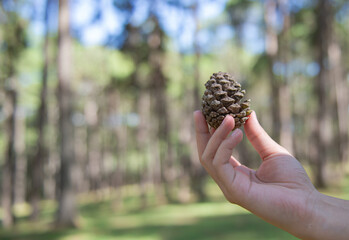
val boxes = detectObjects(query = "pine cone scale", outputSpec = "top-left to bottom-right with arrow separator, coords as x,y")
201,72 -> 252,130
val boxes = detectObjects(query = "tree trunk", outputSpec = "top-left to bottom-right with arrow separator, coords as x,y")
56,0 -> 77,227
148,15 -> 175,202
328,38 -> 349,168
43,93 -> 60,200
136,86 -> 152,208
278,0 -> 294,154
74,121 -> 87,193
0,9 -> 26,228
1,86 -> 17,227
312,0 -> 332,188
189,1 -> 207,201
264,0 -> 281,142
85,98 -> 102,191
193,2 -> 200,111
31,0 -> 50,220
106,89 -> 126,207
14,111 -> 26,204
114,121 -> 127,206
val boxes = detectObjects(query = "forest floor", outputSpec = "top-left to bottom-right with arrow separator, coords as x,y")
0,177 -> 348,240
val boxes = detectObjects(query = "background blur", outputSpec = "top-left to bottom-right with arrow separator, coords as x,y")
0,0 -> 348,239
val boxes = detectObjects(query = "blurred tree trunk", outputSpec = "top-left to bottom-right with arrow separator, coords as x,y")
44,94 -> 60,200
264,0 -> 281,142
114,117 -> 127,206
264,0 -> 294,153
85,96 -> 102,191
328,38 -> 349,167
189,1 -> 207,201
74,119 -> 87,193
31,0 -> 50,220
148,15 -> 175,202
2,83 -> 17,227
56,0 -> 77,227
1,12 -> 26,228
106,89 -> 126,207
312,0 -> 332,188
278,0 -> 294,154
98,96 -> 108,191
136,89 -> 151,208
120,23 -> 151,207
193,2 -> 200,111
132,71 -> 152,208
14,111 -> 26,204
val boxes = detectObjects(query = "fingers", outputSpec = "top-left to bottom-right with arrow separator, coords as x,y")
211,130 -> 247,204
213,129 -> 243,167
244,111 -> 289,160
194,111 -> 249,204
201,115 -> 236,163
193,111 -> 211,157
194,111 -> 240,169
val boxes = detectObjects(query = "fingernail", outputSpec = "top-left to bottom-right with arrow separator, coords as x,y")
230,129 -> 242,140
193,110 -> 200,116
222,115 -> 232,125
193,110 -> 202,120
252,111 -> 258,121
231,129 -> 241,136
246,111 -> 256,124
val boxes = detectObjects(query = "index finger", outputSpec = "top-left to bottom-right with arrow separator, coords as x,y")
193,111 -> 211,158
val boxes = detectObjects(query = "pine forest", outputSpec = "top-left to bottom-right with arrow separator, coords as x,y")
0,0 -> 348,239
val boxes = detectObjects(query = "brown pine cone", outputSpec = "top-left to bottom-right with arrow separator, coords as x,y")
201,71 -> 252,129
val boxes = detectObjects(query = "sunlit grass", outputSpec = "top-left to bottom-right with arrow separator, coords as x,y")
1,176 -> 349,240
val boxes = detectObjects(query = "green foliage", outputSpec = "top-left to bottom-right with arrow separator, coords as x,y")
0,12 -> 27,79
73,43 -> 135,88
16,46 -> 42,108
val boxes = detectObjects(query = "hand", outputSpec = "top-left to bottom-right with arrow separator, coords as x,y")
193,111 -> 318,239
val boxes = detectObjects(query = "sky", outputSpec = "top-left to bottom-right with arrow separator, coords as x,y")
22,0 -> 265,54
5,0 -> 348,55
2,0 -> 334,77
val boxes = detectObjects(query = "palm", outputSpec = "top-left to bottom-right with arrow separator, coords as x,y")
231,153 -> 316,229
256,153 -> 312,189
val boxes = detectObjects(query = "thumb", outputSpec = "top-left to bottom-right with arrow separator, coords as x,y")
244,111 -> 290,160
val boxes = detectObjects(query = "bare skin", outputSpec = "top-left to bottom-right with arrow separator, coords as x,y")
194,110 -> 349,240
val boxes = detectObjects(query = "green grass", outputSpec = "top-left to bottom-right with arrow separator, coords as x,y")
0,200 -> 297,240
1,177 -> 348,240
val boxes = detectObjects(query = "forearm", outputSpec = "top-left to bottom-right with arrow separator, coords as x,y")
304,192 -> 349,240
252,190 -> 349,240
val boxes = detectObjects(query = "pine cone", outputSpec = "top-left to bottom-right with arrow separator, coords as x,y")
202,72 -> 252,130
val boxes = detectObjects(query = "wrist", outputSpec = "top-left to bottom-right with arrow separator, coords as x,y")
300,189 -> 322,240
284,189 -> 321,240
305,191 -> 349,240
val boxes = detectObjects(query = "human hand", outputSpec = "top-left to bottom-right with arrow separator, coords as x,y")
194,110 -> 318,239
